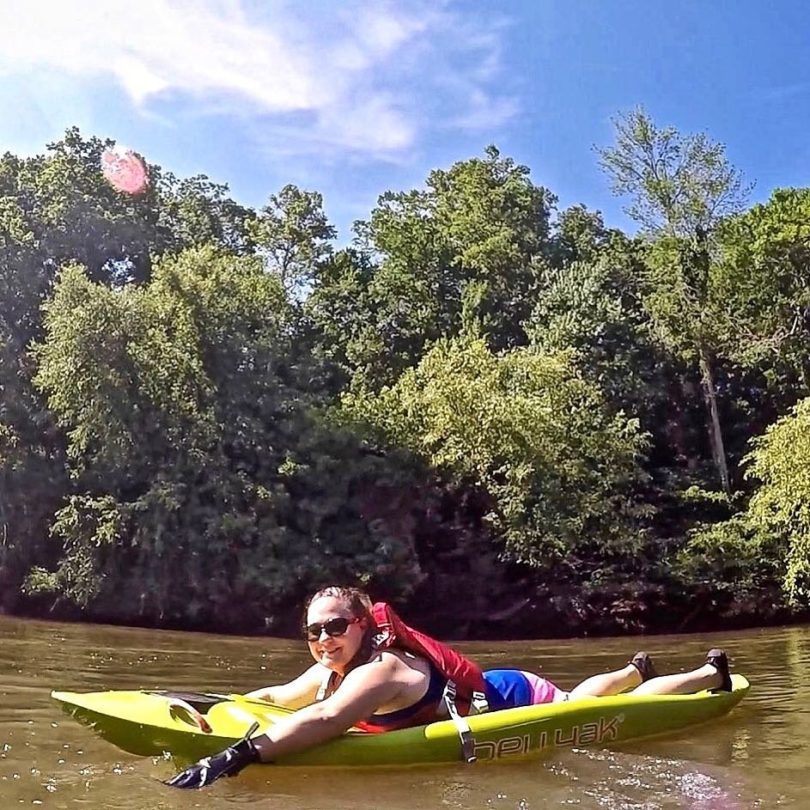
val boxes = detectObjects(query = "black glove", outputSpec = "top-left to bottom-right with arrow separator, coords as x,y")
165,726 -> 261,789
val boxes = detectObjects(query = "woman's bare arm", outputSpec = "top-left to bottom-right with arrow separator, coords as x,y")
244,662 -> 326,709
250,654 -> 406,761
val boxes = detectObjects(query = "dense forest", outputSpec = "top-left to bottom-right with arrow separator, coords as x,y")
1,110 -> 809,639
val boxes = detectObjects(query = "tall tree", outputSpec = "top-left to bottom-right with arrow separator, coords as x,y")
714,187 -> 810,397
597,108 -> 750,493
309,147 -> 554,389
0,128 -> 255,606
30,247 -> 422,628
251,184 -> 336,296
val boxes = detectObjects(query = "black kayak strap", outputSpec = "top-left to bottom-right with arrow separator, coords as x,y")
442,680 -> 479,764
149,691 -> 230,711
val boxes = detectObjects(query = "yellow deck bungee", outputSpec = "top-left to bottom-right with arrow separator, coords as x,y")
52,674 -> 749,767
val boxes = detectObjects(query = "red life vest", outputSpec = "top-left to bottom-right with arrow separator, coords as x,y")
318,602 -> 488,760
366,602 -> 488,717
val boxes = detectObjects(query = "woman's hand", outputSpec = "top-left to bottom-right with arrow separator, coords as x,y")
165,733 -> 260,789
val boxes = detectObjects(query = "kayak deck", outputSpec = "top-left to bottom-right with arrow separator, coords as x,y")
52,674 -> 749,766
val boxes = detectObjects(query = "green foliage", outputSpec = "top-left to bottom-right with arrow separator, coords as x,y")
342,338 -> 650,573
677,513 -> 786,617
746,398 -> 810,604
0,412 -> 68,613
596,107 -> 749,237
3,128 -> 250,289
666,482 -> 795,631
154,172 -> 256,259
303,248 -> 378,389
31,247 -> 421,628
0,127 -> 257,606
597,110 -> 747,357
250,184 -> 336,295
548,205 -> 614,267
310,147 -> 554,388
527,232 -> 667,415
598,109 -> 752,495
714,188 -> 810,393
524,230 -> 726,542
596,111 -> 747,359
2,124 -> 809,636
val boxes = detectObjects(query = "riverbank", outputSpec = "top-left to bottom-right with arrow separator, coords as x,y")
6,576 -> 806,641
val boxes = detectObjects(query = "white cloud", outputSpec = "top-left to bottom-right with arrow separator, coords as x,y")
0,0 -> 517,159
452,91 -> 520,132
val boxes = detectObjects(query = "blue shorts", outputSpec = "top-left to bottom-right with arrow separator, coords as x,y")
483,669 -> 568,710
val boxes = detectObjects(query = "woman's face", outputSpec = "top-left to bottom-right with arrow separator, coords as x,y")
305,595 -> 367,674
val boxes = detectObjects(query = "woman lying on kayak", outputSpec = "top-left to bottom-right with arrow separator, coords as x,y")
167,586 -> 734,788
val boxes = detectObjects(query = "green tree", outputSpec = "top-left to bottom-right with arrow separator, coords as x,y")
714,188 -> 810,395
677,513 -> 788,624
155,172 -> 256,260
310,147 -> 554,388
746,397 -> 810,604
597,108 -> 750,493
527,228 -> 667,419
251,184 -> 336,296
0,128 -> 256,605
342,337 -> 650,574
30,247 -> 421,628
303,247 -> 378,392
548,204 -> 613,268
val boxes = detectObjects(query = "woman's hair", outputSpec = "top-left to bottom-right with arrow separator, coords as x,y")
305,586 -> 373,621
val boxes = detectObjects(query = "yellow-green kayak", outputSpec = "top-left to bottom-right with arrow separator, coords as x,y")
52,675 -> 749,767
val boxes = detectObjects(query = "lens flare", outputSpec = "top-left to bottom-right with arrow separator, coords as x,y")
101,146 -> 149,195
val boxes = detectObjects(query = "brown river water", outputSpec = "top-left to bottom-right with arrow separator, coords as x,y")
1,615 -> 807,809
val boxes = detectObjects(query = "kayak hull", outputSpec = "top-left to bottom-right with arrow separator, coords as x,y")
52,674 -> 749,766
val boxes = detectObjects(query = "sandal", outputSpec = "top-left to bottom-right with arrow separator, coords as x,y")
629,651 -> 658,682
706,648 -> 733,692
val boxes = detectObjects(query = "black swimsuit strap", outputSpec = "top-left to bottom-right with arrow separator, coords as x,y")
364,662 -> 444,723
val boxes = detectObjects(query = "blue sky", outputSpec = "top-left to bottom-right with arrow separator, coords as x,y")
1,0 -> 809,241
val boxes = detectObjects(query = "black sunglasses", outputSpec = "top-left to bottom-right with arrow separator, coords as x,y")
305,616 -> 360,641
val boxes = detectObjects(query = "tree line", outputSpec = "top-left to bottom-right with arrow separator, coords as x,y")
1,110 -> 808,638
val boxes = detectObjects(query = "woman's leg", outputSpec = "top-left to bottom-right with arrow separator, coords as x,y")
567,649 -> 731,700
630,664 -> 719,695
630,649 -> 730,696
567,650 -> 657,699
568,662 -> 640,699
